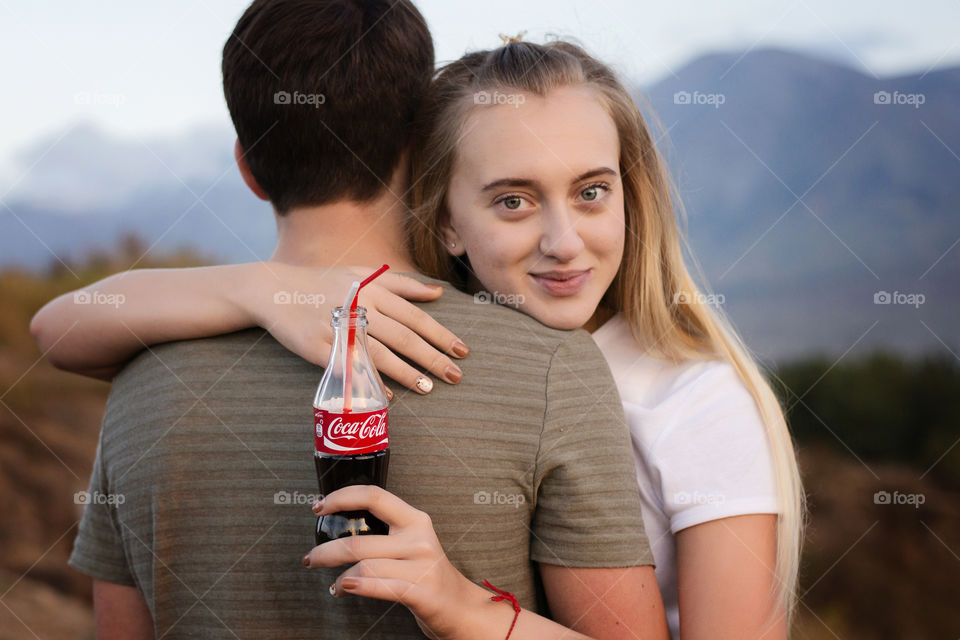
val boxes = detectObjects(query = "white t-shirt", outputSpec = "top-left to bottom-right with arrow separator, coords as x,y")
592,313 -> 779,639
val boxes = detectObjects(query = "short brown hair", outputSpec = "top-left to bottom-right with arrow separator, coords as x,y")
223,0 -> 434,213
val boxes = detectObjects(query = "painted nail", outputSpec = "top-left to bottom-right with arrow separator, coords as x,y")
312,499 -> 324,514
445,365 -> 462,384
451,340 -> 469,357
415,376 -> 434,394
341,577 -> 360,591
302,554 -> 311,567
328,583 -> 338,597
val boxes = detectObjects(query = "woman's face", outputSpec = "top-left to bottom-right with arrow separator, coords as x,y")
444,85 -> 626,330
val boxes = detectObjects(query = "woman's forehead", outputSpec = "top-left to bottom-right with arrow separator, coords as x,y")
454,85 -> 620,186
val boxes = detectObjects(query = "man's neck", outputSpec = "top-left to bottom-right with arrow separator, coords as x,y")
271,191 -> 418,273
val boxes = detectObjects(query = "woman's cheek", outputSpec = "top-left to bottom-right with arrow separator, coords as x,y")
596,208 -> 627,263
472,235 -> 527,293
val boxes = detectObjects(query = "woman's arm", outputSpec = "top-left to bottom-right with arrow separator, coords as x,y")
30,264 -> 259,380
539,564 -> 668,639
30,262 -> 468,391
93,580 -> 154,640
676,514 -> 787,639
304,486 -> 598,640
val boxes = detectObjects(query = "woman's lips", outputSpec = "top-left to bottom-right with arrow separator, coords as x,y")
530,269 -> 592,297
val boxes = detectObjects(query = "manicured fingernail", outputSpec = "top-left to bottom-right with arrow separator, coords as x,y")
445,365 -> 462,384
415,376 -> 433,394
386,388 -> 394,401
341,577 -> 360,590
451,340 -> 469,358
328,583 -> 338,597
302,554 -> 311,567
312,499 -> 324,514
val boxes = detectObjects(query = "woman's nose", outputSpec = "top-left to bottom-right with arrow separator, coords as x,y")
539,206 -> 585,262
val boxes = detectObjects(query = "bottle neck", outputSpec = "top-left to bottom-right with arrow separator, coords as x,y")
330,307 -> 368,349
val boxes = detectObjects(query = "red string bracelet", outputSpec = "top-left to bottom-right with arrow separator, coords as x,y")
482,579 -> 521,639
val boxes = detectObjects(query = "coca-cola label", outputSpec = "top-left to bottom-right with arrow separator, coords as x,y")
314,408 -> 389,455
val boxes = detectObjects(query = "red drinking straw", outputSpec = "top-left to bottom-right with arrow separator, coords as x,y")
343,264 -> 390,412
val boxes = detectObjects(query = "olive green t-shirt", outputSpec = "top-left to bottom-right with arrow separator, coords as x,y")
69,277 -> 652,638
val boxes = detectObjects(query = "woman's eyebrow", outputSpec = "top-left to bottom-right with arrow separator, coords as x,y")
480,177 -> 538,192
480,167 -> 618,192
572,167 -> 618,182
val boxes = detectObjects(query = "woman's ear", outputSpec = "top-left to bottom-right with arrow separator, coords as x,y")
234,139 -> 270,201
439,216 -> 467,257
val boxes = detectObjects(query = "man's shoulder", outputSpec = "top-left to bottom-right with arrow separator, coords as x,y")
119,329 -> 295,372
109,329 -> 314,406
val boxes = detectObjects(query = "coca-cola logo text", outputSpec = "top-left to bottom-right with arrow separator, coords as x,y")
327,413 -> 387,441
314,408 -> 389,455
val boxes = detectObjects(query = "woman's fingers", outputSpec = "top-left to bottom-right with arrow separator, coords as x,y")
317,485 -> 428,529
375,293 -> 468,359
304,535 -> 405,569
334,576 -> 425,609
366,337 -> 434,394
367,312 -> 462,384
374,273 -> 445,302
327,559 -> 416,596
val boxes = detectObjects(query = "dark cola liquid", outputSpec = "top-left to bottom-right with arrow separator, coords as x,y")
314,449 -> 390,544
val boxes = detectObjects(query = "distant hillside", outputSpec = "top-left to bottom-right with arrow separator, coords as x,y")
643,49 -> 960,360
1,47 -> 958,361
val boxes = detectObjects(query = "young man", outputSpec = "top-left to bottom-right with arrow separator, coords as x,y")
54,1 -> 667,637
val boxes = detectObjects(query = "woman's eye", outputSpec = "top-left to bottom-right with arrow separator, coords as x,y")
580,183 -> 609,202
495,194 -> 531,212
503,196 -> 523,210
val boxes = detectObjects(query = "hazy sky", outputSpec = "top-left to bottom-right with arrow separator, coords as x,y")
1,0 -> 958,166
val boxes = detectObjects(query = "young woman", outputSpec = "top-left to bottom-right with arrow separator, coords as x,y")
33,40 -> 803,638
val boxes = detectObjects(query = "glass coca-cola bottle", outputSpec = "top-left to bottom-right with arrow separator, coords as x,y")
313,305 -> 390,544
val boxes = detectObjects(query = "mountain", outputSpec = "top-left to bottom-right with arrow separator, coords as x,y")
1,47 -> 957,361
0,124 -> 276,267
640,49 -> 960,359
5,123 -> 238,213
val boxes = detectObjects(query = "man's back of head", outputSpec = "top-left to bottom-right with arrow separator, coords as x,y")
222,0 -> 434,214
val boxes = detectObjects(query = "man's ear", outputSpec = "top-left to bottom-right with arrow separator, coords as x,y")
234,139 -> 270,201
439,213 -> 466,257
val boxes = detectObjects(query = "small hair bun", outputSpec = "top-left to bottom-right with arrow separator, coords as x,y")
498,30 -> 527,46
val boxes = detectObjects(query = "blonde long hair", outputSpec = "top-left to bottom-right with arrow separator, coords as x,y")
407,40 -> 804,626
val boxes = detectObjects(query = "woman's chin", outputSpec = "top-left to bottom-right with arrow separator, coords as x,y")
519,300 -> 595,331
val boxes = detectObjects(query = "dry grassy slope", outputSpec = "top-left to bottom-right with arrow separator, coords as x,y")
793,444 -> 960,639
1,248 -> 208,619
0,570 -> 94,640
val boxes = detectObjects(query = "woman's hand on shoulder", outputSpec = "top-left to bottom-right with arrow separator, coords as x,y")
245,262 -> 468,394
